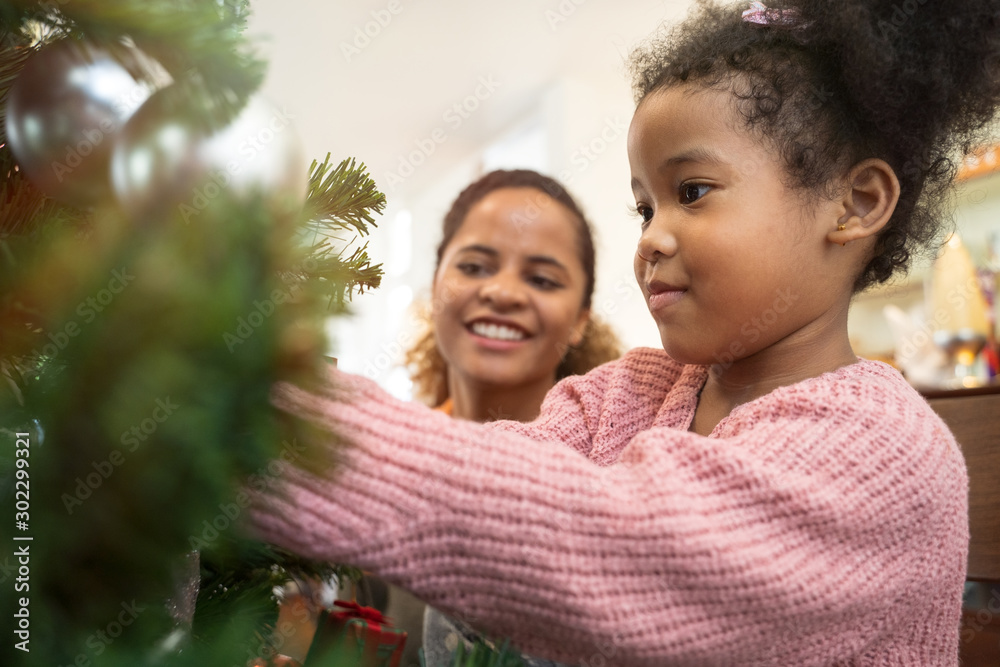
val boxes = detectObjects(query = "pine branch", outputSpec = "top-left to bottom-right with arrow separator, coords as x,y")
0,5 -> 387,664
0,148 -> 76,237
299,240 -> 382,311
304,155 -> 386,240
0,157 -> 45,236
297,156 -> 386,310
0,34 -> 33,143
194,539 -> 358,654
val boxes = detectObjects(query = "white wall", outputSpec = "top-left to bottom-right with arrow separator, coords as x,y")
248,1 -> 1000,393
248,0 -> 691,396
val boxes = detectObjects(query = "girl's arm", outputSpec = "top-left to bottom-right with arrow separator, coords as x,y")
489,346 -> 676,463
249,362 -> 966,666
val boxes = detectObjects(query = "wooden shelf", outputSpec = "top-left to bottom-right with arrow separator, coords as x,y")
919,382 -> 1000,399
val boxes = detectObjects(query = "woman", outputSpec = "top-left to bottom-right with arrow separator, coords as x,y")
399,168 -> 622,665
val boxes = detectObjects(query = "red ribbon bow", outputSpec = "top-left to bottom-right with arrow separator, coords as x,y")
330,599 -> 388,626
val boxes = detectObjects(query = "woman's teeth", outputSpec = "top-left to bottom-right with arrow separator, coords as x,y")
471,322 -> 526,341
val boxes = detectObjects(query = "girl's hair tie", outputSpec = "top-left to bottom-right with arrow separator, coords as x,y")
741,1 -> 806,28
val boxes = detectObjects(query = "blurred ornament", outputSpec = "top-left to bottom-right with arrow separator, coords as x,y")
110,86 -> 307,225
5,39 -> 155,206
883,304 -> 949,388
929,233 -> 991,387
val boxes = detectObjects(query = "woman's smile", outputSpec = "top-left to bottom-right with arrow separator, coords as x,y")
465,317 -> 532,349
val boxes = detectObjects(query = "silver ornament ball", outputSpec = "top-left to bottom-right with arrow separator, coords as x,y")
111,87 -> 307,225
4,40 -> 154,206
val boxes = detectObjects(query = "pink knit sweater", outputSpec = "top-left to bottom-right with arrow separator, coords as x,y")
250,347 -> 968,666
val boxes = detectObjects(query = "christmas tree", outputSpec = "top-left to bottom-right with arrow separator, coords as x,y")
0,1 -> 387,664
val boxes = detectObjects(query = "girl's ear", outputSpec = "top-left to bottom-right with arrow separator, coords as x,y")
828,158 -> 900,246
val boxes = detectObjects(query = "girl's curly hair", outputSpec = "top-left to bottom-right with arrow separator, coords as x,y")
405,169 -> 623,405
629,0 -> 1000,291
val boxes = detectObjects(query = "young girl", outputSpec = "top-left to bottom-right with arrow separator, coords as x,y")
251,1 -> 1000,663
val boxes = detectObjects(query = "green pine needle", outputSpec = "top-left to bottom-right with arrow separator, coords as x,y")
298,155 -> 386,309
304,154 -> 386,240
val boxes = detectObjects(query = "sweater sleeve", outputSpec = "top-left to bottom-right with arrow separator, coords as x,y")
248,361 -> 967,666
484,347 -> 676,463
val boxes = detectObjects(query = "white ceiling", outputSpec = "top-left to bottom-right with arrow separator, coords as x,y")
247,0 -> 692,202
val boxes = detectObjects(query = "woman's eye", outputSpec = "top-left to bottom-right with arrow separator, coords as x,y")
528,275 -> 561,290
457,262 -> 488,276
680,183 -> 710,205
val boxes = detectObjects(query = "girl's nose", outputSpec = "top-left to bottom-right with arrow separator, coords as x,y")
478,271 -> 527,309
636,215 -> 678,263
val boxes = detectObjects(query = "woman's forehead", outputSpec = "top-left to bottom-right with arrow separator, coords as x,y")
460,189 -> 578,240
447,191 -> 584,268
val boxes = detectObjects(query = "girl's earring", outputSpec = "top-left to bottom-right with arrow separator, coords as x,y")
837,223 -> 847,247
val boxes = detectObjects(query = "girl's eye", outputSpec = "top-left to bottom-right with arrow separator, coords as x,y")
680,183 -> 710,205
633,204 -> 654,225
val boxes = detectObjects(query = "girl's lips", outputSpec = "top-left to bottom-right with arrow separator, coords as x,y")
648,289 -> 686,311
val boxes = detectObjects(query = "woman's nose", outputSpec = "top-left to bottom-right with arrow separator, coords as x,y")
478,271 -> 527,309
636,214 -> 678,263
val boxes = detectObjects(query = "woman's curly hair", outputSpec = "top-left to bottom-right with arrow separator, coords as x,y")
629,0 -> 1000,291
405,169 -> 623,405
